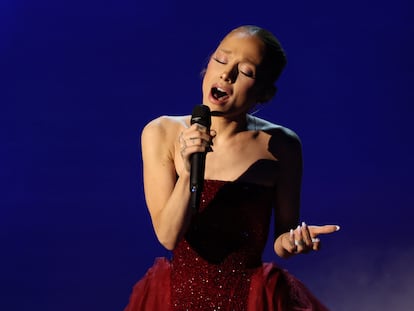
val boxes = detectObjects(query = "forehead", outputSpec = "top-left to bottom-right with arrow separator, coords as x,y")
216,31 -> 265,64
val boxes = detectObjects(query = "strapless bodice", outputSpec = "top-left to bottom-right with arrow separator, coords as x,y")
171,179 -> 274,310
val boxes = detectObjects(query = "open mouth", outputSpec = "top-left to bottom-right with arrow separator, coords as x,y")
211,87 -> 228,99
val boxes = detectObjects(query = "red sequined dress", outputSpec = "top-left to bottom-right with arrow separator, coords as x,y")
124,180 -> 329,311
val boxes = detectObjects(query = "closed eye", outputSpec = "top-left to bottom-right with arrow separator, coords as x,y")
212,57 -> 256,79
213,57 -> 226,64
240,70 -> 255,78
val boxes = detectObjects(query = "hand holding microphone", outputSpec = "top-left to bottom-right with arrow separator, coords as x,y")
190,105 -> 211,212
178,105 -> 212,212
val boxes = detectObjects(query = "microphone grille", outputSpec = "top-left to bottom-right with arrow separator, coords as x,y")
191,105 -> 211,128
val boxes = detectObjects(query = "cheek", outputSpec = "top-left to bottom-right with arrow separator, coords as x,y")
243,83 -> 262,102
202,63 -> 214,82
201,63 -> 217,91
205,61 -> 220,77
240,80 -> 258,95
201,75 -> 211,97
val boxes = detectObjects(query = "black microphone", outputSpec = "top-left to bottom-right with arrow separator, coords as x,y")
190,104 -> 211,212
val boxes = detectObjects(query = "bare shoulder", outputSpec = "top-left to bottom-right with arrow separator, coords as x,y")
142,115 -> 189,141
248,115 -> 301,149
141,115 -> 190,169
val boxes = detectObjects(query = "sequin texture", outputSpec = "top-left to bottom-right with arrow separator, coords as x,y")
124,179 -> 330,311
171,180 -> 273,311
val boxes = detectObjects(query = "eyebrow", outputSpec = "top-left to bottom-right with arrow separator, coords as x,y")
216,49 -> 259,66
218,48 -> 231,54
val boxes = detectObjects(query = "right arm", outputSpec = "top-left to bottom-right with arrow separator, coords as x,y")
141,117 -> 211,250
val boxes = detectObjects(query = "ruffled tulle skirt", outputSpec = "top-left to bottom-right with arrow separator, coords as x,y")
124,257 -> 329,311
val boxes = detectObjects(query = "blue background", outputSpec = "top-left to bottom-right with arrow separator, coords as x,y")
1,0 -> 413,310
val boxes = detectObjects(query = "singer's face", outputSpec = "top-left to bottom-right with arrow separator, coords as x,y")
202,31 -> 266,117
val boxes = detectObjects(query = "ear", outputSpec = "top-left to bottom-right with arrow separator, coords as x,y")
257,85 -> 277,103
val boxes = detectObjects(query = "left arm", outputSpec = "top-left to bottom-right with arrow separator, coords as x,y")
270,128 -> 303,258
270,127 -> 340,258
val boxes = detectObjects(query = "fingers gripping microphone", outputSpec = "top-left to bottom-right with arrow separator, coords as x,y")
190,105 -> 211,212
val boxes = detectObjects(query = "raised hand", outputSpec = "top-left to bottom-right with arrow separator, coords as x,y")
284,222 -> 340,255
178,124 -> 215,173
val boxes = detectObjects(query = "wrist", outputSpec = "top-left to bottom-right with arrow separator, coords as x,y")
274,232 -> 294,259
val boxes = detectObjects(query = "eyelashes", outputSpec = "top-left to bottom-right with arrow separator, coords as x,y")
213,57 -> 226,64
212,57 -> 255,79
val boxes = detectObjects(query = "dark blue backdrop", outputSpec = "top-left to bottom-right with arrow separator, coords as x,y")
1,0 -> 413,310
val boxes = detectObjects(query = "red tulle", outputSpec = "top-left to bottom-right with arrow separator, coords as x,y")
125,180 -> 330,311
124,259 -> 329,311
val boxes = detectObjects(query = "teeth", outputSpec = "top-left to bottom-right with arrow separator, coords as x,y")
212,87 -> 228,99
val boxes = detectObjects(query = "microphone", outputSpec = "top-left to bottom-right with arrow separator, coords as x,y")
190,104 -> 211,212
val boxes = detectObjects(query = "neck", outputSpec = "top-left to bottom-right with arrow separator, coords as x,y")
210,113 -> 248,139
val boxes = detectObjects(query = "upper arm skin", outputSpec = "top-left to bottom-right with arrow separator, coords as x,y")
141,117 -> 177,220
269,127 -> 303,238
140,116 -> 194,250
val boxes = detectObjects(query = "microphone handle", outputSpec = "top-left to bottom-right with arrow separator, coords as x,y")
190,152 -> 206,212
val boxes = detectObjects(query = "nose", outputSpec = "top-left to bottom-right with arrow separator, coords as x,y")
220,65 -> 238,83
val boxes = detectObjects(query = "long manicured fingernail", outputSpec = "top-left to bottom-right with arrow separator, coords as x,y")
335,225 -> 341,231
311,238 -> 320,243
302,221 -> 306,227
